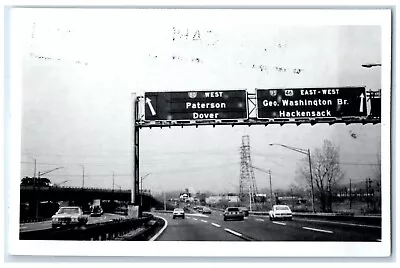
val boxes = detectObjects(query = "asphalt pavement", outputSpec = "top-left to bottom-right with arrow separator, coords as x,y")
152,209 -> 381,242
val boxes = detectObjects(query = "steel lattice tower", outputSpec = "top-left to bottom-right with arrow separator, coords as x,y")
239,135 -> 258,205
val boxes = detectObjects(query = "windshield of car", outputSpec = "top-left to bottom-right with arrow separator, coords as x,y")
227,207 -> 240,212
275,206 -> 290,211
174,208 -> 184,212
58,207 -> 80,214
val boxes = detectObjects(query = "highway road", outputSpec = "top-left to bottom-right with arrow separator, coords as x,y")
152,209 -> 381,242
19,213 -> 127,232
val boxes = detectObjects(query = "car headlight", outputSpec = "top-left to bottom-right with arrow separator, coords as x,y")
71,217 -> 78,222
52,218 -> 58,222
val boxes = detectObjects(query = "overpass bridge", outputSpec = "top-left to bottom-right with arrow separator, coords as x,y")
20,186 -> 162,220
20,186 -> 133,202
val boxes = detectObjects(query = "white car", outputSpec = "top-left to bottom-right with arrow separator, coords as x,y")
269,205 -> 293,221
52,206 -> 89,229
172,208 -> 185,219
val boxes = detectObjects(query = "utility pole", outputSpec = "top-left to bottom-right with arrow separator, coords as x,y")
291,187 -> 294,209
349,178 -> 352,209
163,192 -> 166,211
249,185 -> 252,211
33,158 -> 37,178
269,170 -> 273,209
81,165 -> 85,188
112,172 -> 115,192
366,178 -> 369,208
307,149 -> 315,213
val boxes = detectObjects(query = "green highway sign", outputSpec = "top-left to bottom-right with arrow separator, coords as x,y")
256,87 -> 368,119
144,90 -> 248,121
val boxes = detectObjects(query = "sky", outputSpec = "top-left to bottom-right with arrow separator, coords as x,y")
14,9 -> 383,195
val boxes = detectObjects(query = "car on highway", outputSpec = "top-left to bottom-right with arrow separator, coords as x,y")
269,205 -> 293,221
239,207 -> 249,217
90,206 -> 104,217
51,206 -> 89,229
202,207 -> 211,214
223,207 -> 244,221
172,208 -> 185,219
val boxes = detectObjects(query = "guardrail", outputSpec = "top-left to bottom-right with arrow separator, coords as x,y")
20,215 -> 155,241
249,211 -> 381,226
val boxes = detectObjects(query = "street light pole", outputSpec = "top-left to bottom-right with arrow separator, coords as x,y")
307,149 -> 316,213
269,143 -> 316,213
36,166 -> 63,218
140,173 -> 151,207
112,172 -> 115,192
80,165 -> 85,188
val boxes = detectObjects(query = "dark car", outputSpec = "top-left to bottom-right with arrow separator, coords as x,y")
51,206 -> 88,229
90,206 -> 104,217
223,207 -> 244,221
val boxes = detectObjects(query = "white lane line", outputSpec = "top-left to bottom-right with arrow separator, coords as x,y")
302,227 -> 333,234
224,228 -> 243,237
211,223 -> 221,227
295,218 -> 381,229
186,216 -> 191,219
20,226 -> 28,229
255,218 -> 264,222
20,220 -> 52,226
192,218 -> 198,221
149,215 -> 168,241
272,221 -> 286,226
201,220 -> 208,223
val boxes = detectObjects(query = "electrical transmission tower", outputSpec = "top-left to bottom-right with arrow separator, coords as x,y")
239,135 -> 258,206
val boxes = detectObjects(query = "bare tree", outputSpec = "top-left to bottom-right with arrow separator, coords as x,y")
296,140 -> 344,212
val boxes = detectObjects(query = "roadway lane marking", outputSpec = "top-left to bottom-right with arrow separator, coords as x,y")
295,218 -> 381,229
20,220 -> 52,225
224,228 -> 243,237
20,226 -> 27,229
149,215 -> 168,241
201,220 -> 208,223
211,223 -> 220,227
302,227 -> 333,234
186,213 -> 209,218
272,221 -> 286,226
255,218 -> 264,222
192,218 -> 198,221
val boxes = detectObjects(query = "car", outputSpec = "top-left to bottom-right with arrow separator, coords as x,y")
239,207 -> 249,217
51,206 -> 89,229
202,207 -> 211,214
172,208 -> 185,219
90,206 -> 104,217
223,207 -> 244,221
269,205 -> 293,221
